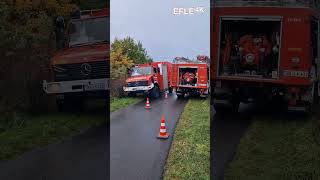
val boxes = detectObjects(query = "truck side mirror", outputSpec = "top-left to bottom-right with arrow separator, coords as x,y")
157,67 -> 160,73
127,68 -> 132,75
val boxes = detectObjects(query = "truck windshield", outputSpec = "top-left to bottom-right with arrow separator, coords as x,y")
69,17 -> 109,47
130,66 -> 152,76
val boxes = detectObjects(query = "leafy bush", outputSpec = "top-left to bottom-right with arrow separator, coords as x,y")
0,1 -> 77,122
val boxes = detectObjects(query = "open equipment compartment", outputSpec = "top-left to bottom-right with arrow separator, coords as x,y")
178,66 -> 198,86
218,16 -> 282,79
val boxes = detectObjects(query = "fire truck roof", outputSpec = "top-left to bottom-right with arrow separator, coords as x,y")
214,0 -> 320,9
71,8 -> 109,20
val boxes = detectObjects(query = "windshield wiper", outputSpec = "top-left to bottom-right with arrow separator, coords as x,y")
70,40 -> 109,48
70,42 -> 93,48
91,40 -> 109,46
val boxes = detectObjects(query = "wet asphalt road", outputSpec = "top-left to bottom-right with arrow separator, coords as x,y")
110,94 -> 188,180
0,124 -> 109,180
211,103 -> 254,180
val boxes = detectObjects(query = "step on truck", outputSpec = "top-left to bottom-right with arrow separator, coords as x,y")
171,62 -> 210,98
211,0 -> 320,113
43,8 -> 109,111
123,62 -> 173,99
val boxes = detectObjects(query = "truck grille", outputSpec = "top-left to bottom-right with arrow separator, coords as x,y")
127,81 -> 148,87
54,61 -> 109,81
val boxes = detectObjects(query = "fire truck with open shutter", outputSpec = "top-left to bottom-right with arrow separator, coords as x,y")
43,8 -> 109,110
211,0 -> 320,113
171,57 -> 210,98
123,62 -> 173,99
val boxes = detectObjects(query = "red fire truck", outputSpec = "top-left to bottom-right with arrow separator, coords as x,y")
43,8 -> 109,110
171,63 -> 210,98
211,0 -> 320,113
123,62 -> 173,98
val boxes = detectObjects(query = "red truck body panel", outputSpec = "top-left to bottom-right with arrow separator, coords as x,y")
52,43 -> 109,65
211,6 -> 318,87
171,63 -> 209,90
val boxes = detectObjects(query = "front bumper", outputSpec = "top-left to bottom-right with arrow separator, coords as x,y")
43,78 -> 109,94
123,83 -> 154,92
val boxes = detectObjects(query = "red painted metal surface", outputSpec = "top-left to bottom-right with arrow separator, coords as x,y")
211,6 -> 317,87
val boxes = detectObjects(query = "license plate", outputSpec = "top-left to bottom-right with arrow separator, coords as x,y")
84,83 -> 105,91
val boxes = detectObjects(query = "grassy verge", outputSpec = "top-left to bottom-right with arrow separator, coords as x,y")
0,113 -> 104,160
164,99 -> 210,180
110,97 -> 141,112
0,97 -> 140,161
225,116 -> 320,180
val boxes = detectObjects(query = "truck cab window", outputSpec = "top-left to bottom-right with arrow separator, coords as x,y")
68,17 -> 109,47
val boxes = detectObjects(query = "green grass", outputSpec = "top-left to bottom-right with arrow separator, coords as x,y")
164,99 -> 210,180
110,97 -> 141,112
225,116 -> 320,180
0,97 -> 140,161
0,113 -> 104,160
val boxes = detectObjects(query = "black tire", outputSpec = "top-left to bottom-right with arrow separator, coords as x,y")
56,98 -> 68,112
313,82 -> 319,105
168,87 -> 173,93
177,93 -> 185,99
213,98 -> 239,114
128,92 -> 137,97
56,96 -> 84,112
231,99 -> 240,113
150,85 -> 160,99
213,103 -> 228,114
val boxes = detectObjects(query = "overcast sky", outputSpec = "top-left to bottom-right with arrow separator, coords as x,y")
111,0 -> 210,61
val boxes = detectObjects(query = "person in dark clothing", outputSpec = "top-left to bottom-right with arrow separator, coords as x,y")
55,16 -> 65,50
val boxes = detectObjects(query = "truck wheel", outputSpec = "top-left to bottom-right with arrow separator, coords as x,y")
56,99 -> 68,112
313,81 -> 319,104
213,104 -> 226,114
151,85 -> 160,99
213,98 -> 239,114
231,99 -> 240,113
56,96 -> 84,112
128,92 -> 137,97
177,93 -> 185,99
168,87 -> 173,94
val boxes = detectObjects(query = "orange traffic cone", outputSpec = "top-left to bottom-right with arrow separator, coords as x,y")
165,91 -> 168,99
145,98 -> 151,109
157,115 -> 169,139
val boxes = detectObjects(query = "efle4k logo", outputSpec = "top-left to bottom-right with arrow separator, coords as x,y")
173,7 -> 206,15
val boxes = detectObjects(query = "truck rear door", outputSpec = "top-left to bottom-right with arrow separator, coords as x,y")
171,64 -> 178,87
